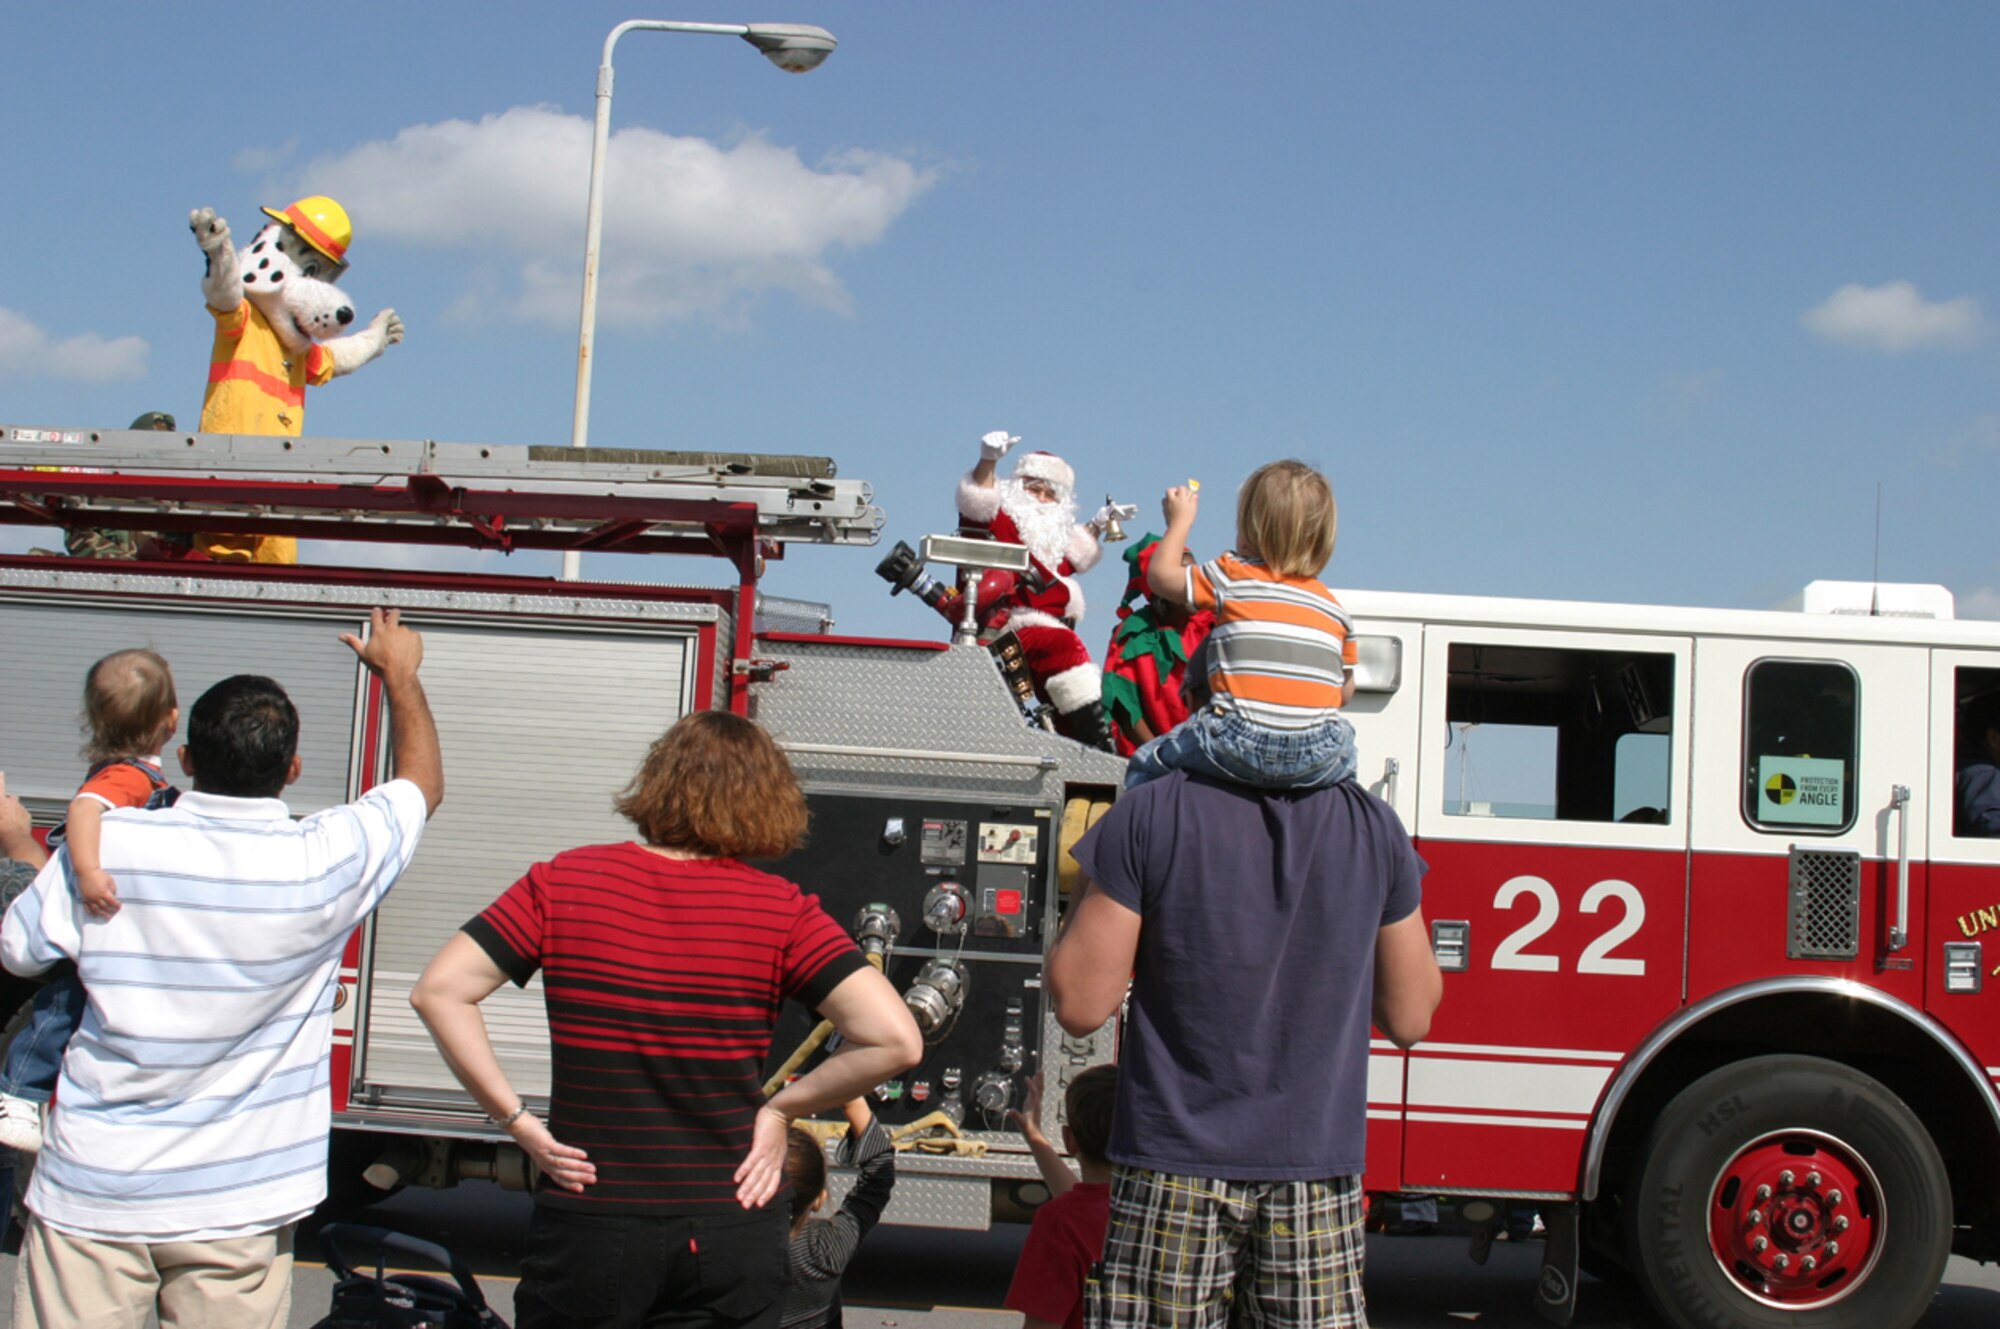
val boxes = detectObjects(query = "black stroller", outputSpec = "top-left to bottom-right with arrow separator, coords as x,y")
311,1224 -> 509,1329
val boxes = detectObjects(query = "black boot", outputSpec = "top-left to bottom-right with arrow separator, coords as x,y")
1058,701 -> 1118,753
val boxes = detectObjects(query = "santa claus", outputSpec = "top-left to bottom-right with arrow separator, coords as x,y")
877,430 -> 1135,750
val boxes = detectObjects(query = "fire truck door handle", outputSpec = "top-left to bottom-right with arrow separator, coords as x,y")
1383,757 -> 1400,805
1889,784 -> 1911,952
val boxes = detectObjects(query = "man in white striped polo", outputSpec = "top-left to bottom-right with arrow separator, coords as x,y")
1,607 -> 442,1329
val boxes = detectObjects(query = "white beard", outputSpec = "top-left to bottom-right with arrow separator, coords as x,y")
1000,481 -> 1078,568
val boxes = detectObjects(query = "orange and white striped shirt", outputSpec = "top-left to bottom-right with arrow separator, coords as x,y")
1184,553 -> 1355,730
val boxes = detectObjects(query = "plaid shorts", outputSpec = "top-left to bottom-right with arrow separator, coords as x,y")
1085,1167 -> 1368,1329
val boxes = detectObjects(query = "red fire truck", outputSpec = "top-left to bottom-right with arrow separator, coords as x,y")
4,422 -> 1998,1329
1340,576 -> 1999,1328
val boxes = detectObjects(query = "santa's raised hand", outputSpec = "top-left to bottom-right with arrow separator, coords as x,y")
980,430 -> 1021,461
1091,500 -> 1140,538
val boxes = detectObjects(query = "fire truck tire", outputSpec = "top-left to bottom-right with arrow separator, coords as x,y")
1627,1054 -> 1949,1329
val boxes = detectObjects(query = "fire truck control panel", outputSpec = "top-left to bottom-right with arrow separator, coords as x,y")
762,792 -> 1060,1131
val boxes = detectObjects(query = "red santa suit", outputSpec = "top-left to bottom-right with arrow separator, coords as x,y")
935,452 -> 1105,721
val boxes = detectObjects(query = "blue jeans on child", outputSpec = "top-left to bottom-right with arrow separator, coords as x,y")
1125,707 -> 1357,791
0,966 -> 83,1105
0,968 -> 77,1253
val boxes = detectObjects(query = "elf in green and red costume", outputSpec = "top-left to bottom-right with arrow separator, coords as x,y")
1100,533 -> 1216,758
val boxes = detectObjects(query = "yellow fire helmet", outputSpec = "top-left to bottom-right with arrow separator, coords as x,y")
261,195 -> 353,265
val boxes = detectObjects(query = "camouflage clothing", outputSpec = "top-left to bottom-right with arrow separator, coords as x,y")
62,528 -> 142,560
60,413 -> 181,561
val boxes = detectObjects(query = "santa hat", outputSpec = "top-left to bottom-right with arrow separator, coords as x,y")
1012,450 -> 1074,495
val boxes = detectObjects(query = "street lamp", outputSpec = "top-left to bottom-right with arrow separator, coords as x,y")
563,18 -> 839,580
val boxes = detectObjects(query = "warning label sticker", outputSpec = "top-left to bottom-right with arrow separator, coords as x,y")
1757,755 -> 1846,827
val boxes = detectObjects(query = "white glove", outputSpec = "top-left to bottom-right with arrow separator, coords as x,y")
1095,501 -> 1139,526
979,430 -> 1021,461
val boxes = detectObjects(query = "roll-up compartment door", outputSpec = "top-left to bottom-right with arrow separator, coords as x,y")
0,599 -> 362,813
355,620 -> 702,1104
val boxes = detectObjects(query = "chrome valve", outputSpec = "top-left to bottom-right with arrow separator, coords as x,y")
904,958 -> 969,1037
974,1071 -> 1014,1114
921,881 -> 969,936
853,903 -> 901,960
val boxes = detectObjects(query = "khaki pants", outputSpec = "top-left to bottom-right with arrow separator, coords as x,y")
11,1214 -> 294,1329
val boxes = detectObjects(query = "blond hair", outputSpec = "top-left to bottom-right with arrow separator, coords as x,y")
1236,460 -> 1336,576
82,649 -> 178,762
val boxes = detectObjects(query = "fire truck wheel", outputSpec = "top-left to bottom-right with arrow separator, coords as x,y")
1628,1054 -> 1949,1329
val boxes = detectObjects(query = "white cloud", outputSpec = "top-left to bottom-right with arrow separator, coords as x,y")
298,105 -> 939,330
0,308 -> 149,382
1801,281 -> 1988,352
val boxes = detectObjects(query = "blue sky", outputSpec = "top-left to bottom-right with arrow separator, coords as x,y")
4,3 -> 1997,641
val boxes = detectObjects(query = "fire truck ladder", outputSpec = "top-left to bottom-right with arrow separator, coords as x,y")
0,423 -> 883,558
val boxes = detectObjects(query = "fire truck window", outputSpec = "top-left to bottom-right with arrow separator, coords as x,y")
1952,666 -> 2000,838
1444,644 -> 1676,824
1742,660 -> 1857,834
1614,733 -> 1670,822
1444,722 -> 1556,818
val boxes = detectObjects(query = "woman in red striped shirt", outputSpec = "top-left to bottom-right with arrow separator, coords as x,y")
413,711 -> 922,1329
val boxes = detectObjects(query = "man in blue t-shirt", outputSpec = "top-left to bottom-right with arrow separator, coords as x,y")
1048,771 -> 1441,1329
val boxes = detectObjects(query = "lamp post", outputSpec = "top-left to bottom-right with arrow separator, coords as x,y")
563,19 -> 839,580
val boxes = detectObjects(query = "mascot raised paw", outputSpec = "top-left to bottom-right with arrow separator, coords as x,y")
188,195 -> 404,563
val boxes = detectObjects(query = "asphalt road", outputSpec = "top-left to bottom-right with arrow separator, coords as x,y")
0,1183 -> 1997,1327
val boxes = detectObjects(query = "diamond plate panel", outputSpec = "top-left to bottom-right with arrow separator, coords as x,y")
754,639 -> 1128,801
818,1144 -> 1046,1230
1036,1001 -> 1119,1143
820,1169 -> 993,1230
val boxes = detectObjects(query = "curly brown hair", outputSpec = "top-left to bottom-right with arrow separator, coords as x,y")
82,649 -> 178,762
613,711 -> 809,859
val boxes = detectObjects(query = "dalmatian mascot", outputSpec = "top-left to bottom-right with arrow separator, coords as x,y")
188,196 -> 403,563
878,430 -> 1137,750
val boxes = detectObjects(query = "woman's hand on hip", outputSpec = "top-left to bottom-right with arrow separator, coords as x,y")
734,1105 -> 791,1209
513,1114 -> 597,1193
